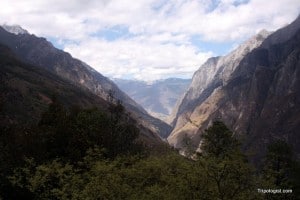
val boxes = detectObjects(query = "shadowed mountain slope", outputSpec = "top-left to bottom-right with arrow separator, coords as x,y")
0,26 -> 171,138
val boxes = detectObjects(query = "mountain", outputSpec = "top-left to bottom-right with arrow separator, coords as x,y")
0,44 -> 106,125
0,25 -> 171,138
114,78 -> 191,123
168,30 -> 271,147
168,16 -> 300,159
0,43 -> 165,147
2,24 -> 29,35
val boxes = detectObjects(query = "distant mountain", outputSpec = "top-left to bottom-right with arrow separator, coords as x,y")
114,78 -> 191,123
168,15 -> 300,159
0,25 -> 171,138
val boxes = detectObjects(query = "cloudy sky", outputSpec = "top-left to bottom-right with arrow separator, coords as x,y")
1,0 -> 300,81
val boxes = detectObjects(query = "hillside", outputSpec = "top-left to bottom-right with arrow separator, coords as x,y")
0,44 -> 164,146
0,26 -> 172,138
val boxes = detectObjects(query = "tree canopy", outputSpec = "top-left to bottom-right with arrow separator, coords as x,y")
1,106 -> 299,199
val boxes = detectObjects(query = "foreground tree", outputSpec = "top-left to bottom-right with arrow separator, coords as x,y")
198,121 -> 260,200
200,121 -> 240,158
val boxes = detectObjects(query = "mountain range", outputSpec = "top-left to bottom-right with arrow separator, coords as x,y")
1,15 -> 300,161
168,15 -> 300,160
114,78 -> 191,123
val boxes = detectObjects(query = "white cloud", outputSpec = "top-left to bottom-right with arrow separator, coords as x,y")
0,0 -> 300,80
65,36 -> 212,81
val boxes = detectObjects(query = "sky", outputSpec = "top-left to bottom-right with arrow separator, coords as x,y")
1,0 -> 300,81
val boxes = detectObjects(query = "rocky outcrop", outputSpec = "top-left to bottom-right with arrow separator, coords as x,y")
0,26 -> 171,139
168,16 -> 300,159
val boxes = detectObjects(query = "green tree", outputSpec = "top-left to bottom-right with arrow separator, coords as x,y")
198,121 -> 259,200
36,98 -> 143,161
200,121 -> 240,159
10,158 -> 78,200
261,140 -> 300,199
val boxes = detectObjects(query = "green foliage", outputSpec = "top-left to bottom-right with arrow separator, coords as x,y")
8,153 -> 179,199
200,121 -> 240,158
0,99 -> 145,198
33,99 -> 143,161
261,140 -> 300,199
198,155 -> 259,200
198,121 -> 260,200
2,107 -> 300,200
10,158 -> 76,200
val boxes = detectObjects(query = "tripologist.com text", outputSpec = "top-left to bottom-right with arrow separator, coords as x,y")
257,188 -> 293,194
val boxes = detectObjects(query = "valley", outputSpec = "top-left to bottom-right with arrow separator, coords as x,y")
1,2 -> 300,199
114,78 -> 191,123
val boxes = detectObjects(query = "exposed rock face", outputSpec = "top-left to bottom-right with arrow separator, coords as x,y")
0,25 -> 171,138
168,30 -> 271,147
114,78 -> 191,123
168,16 -> 300,159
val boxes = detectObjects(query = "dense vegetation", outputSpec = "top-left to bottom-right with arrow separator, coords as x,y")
1,101 -> 299,199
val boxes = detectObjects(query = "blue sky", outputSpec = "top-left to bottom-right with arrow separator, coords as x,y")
1,0 -> 300,81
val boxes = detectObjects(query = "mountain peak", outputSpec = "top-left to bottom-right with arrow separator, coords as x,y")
246,29 -> 271,45
257,29 -> 271,38
228,29 -> 271,60
1,24 -> 29,35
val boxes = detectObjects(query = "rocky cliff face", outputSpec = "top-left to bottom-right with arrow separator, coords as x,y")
0,26 -> 171,138
168,16 -> 300,159
114,78 -> 191,123
168,30 -> 271,147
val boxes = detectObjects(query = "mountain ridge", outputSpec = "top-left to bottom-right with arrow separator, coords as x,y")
168,29 -> 272,142
0,43 -> 166,147
168,16 -> 300,160
0,25 -> 172,138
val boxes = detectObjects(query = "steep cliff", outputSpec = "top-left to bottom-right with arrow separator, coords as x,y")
168,16 -> 300,158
